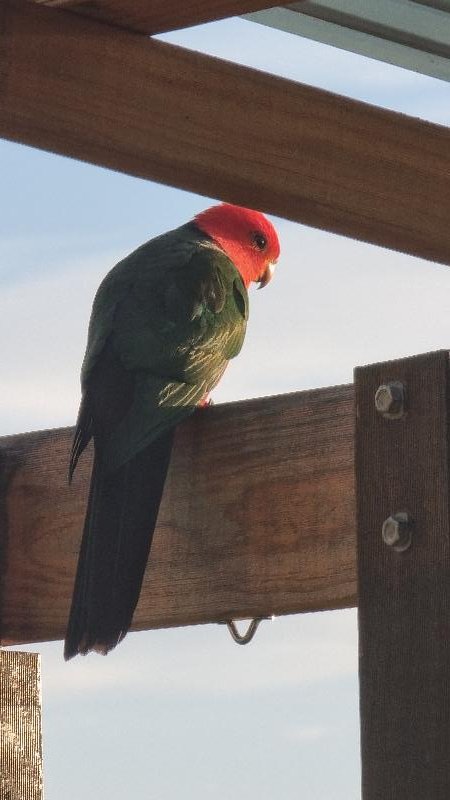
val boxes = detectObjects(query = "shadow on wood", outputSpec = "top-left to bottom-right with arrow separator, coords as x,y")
33,0 -> 279,35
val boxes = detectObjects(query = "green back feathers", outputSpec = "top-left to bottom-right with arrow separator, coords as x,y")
80,223 -> 248,471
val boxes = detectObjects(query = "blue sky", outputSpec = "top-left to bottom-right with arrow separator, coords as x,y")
2,14 -> 450,800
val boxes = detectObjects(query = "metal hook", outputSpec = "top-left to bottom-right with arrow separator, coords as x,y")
223,617 -> 269,645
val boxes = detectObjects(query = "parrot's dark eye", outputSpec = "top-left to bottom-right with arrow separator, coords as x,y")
252,232 -> 267,251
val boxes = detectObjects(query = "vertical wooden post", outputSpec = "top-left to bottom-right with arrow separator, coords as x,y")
355,350 -> 450,799
0,651 -> 43,799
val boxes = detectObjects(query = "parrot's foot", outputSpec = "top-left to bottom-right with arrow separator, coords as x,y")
198,394 -> 214,408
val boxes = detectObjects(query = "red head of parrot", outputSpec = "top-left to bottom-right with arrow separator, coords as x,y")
194,203 -> 280,289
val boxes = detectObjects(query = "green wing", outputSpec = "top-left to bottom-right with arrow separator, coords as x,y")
74,223 -> 248,473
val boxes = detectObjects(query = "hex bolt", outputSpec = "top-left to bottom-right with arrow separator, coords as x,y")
382,512 -> 412,552
374,381 -> 406,419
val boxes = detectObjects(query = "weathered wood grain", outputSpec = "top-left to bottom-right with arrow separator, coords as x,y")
33,0 -> 280,35
355,351 -> 450,799
0,651 -> 43,800
2,1 -> 450,265
0,387 -> 355,645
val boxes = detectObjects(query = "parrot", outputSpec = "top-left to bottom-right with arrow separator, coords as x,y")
64,203 -> 280,660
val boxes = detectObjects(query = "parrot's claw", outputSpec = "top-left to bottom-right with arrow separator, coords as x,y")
198,394 -> 214,408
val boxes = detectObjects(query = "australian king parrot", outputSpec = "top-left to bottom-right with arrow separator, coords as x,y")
64,203 -> 280,660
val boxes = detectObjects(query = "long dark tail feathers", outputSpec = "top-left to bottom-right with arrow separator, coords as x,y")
69,395 -> 93,483
64,430 -> 174,660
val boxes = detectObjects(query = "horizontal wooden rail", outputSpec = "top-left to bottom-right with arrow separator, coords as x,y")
34,0 -> 280,35
0,386 -> 355,645
2,1 -> 450,265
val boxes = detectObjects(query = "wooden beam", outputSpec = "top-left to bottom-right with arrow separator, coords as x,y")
0,652 -> 43,800
33,0 -> 281,35
2,2 -> 450,266
0,386 -> 355,645
355,351 -> 450,798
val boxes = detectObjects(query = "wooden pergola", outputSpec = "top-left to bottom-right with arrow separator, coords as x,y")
1,2 -> 450,798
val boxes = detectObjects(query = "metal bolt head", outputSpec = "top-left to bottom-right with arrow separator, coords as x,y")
382,512 -> 412,552
375,381 -> 406,419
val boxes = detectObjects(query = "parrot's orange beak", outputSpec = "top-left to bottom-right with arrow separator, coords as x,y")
257,261 -> 276,289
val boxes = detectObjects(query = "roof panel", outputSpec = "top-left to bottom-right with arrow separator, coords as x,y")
245,0 -> 450,82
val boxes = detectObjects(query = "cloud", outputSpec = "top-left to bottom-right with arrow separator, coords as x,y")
0,246 -> 123,434
283,723 -> 335,743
